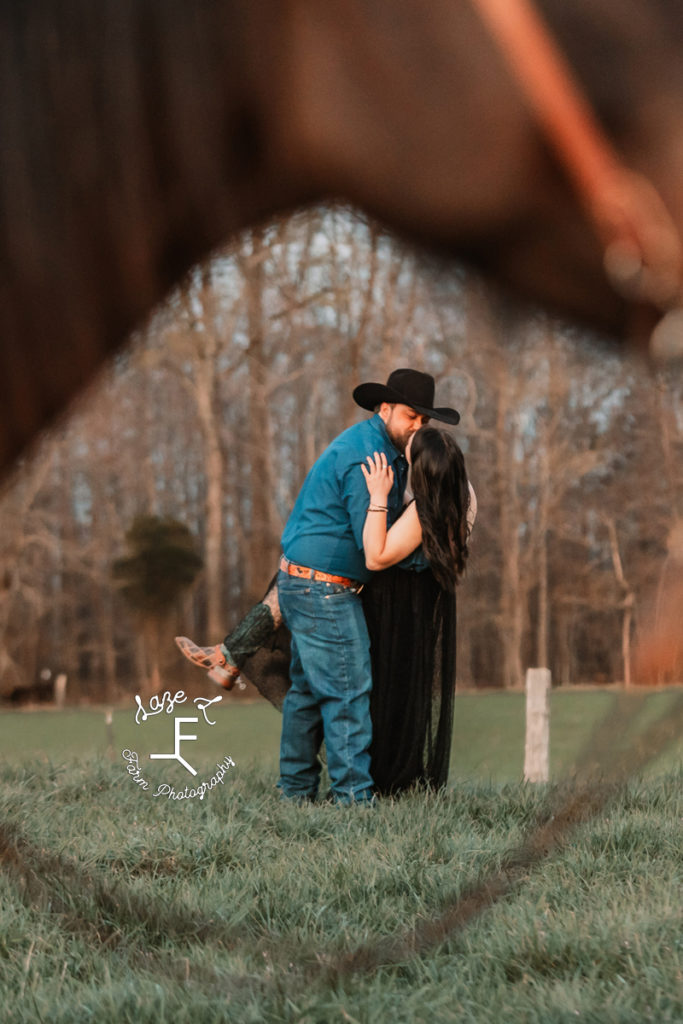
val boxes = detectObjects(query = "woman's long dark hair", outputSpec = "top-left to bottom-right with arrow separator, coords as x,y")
410,426 -> 471,591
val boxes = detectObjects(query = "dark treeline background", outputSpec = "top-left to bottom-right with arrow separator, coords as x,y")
1,205 -> 682,703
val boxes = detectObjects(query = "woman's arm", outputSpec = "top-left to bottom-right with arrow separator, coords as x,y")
361,453 -> 423,570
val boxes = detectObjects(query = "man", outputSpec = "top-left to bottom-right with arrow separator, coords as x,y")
276,368 -> 460,804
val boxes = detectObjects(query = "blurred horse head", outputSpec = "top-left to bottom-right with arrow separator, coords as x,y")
3,0 -> 683,473
1,1 -> 682,677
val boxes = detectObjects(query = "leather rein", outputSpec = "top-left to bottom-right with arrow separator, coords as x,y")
469,0 -> 683,345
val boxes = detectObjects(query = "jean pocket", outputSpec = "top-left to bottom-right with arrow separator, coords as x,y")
282,587 -> 319,635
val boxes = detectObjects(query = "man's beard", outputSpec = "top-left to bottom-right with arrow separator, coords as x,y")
385,422 -> 410,454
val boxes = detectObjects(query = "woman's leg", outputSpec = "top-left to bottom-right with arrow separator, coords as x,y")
222,579 -> 282,662
175,577 -> 281,689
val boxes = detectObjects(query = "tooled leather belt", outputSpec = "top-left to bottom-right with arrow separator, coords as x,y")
279,555 -> 362,590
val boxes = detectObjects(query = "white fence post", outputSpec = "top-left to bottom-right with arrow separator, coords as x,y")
524,668 -> 550,783
105,708 -> 115,759
54,673 -> 67,708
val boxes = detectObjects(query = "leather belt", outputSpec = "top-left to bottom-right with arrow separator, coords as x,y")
279,556 -> 362,590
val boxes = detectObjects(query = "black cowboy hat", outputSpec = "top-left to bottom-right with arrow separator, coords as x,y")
353,368 -> 460,425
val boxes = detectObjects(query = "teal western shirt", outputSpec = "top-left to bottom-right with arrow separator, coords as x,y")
281,414 -> 408,583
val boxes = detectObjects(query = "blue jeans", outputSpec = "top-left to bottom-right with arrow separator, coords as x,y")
277,569 -> 374,804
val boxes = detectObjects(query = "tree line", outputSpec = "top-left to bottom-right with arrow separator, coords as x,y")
1,204 -> 681,703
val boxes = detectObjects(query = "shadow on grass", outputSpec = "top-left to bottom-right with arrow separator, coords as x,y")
0,817 -> 234,948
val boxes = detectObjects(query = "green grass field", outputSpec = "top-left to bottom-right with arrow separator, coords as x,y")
0,690 -> 681,1022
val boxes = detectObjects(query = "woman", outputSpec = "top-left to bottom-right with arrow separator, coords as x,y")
358,427 -> 473,792
176,426 -> 475,794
